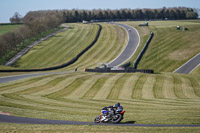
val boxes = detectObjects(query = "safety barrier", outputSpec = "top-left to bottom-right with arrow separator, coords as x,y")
85,67 -> 154,74
0,24 -> 102,72
133,32 -> 154,69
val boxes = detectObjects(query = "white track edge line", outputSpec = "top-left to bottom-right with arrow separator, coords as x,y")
108,23 -> 140,67
173,53 -> 200,73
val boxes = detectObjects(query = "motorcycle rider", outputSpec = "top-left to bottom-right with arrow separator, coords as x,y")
95,103 -> 125,123
101,103 -> 122,118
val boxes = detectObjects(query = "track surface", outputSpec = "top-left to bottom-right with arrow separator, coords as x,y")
107,23 -> 139,67
174,53 -> 200,74
1,114 -> 200,127
0,71 -> 74,84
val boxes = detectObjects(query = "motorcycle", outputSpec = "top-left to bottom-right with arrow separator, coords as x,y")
94,106 -> 125,124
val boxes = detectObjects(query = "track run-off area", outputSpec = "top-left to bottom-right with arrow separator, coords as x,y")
0,21 -> 200,129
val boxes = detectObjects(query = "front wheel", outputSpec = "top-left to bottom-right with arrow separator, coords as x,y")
94,115 -> 101,123
111,114 -> 122,123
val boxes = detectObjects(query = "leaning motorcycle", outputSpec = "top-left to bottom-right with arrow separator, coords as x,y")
94,107 -> 125,124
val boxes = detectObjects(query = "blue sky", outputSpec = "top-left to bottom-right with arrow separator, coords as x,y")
1,0 -> 200,23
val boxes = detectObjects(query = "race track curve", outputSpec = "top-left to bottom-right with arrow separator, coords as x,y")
107,23 -> 140,67
1,114 -> 200,127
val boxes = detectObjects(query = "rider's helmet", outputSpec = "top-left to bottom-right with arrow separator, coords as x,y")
114,103 -> 120,107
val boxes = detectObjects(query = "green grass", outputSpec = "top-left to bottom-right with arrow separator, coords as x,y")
62,23 -> 128,71
191,64 -> 200,75
0,72 -> 200,125
122,20 -> 200,73
0,20 -> 200,132
0,24 -> 21,35
0,123 -> 200,133
2,22 -> 128,71
12,23 -> 99,69
0,27 -> 64,66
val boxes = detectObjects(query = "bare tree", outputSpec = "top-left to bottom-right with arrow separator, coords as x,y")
10,12 -> 23,23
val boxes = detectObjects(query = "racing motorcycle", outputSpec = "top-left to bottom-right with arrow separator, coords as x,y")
94,106 -> 125,124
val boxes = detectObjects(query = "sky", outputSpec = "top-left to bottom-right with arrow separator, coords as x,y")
1,0 -> 200,23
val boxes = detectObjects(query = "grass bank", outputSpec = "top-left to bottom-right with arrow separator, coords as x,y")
0,72 -> 199,125
0,27 -> 64,66
122,20 -> 200,73
0,123 -> 199,133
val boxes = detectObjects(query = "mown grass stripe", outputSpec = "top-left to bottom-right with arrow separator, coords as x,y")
40,74 -> 86,97
118,74 -> 140,99
107,74 -> 132,99
180,77 -> 199,99
2,89 -> 101,113
132,74 -> 147,99
162,74 -> 177,99
46,75 -> 95,99
141,74 -> 156,99
82,77 -> 107,99
16,77 -> 66,95
189,77 -> 200,97
0,75 -> 50,92
0,75 -> 59,94
0,101 -> 96,116
153,75 -> 165,99
93,74 -> 124,99
173,75 -> 188,99
65,74 -> 103,99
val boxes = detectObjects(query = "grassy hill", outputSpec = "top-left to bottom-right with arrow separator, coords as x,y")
13,23 -> 99,69
122,21 -> 200,73
0,20 -> 200,132
0,24 -> 21,35
0,72 -> 200,125
10,23 -> 127,70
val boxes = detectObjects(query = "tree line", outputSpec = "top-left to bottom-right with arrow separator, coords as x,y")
62,7 -> 198,22
0,7 -> 198,65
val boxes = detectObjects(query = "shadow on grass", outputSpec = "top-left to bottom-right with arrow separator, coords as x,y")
52,35 -> 63,38
121,121 -> 136,124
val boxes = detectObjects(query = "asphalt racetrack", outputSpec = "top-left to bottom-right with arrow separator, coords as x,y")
107,23 -> 140,67
1,114 -> 200,127
0,71 -> 74,84
174,53 -> 200,74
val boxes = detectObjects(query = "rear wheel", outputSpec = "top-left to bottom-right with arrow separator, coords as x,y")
94,115 -> 101,123
111,114 -> 122,123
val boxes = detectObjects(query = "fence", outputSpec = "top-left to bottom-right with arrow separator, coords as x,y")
133,32 -> 154,69
85,67 -> 154,74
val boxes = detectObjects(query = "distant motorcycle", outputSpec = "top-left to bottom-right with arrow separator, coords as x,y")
94,106 -> 125,124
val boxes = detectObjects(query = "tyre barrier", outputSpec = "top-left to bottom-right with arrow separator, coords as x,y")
0,24 -> 102,72
120,62 -> 131,68
85,67 -> 154,74
133,32 -> 154,69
